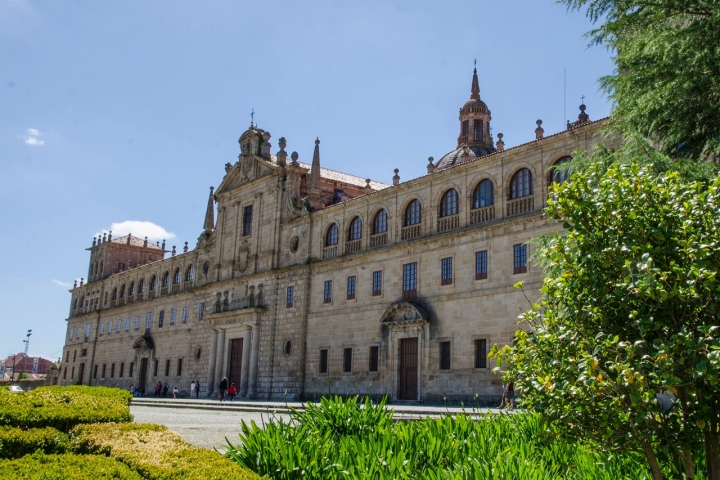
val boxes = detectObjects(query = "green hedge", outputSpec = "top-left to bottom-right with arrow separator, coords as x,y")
0,426 -> 69,459
71,423 -> 261,480
0,387 -> 132,432
0,452 -> 143,479
40,385 -> 133,403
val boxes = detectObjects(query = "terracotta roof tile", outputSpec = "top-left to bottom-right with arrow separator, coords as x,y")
111,234 -> 164,250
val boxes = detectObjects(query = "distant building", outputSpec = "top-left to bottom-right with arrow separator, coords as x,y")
60,69 -> 611,402
3,353 -> 55,379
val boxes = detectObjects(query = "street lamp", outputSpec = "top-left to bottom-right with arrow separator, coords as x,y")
21,330 -> 32,378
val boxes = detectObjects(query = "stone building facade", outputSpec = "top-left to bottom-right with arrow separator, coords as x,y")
60,69 -> 613,403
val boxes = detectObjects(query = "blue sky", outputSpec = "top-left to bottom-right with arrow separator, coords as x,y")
0,0 -> 612,360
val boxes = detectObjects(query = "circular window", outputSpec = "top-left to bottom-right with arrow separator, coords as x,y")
194,346 -> 202,361
289,236 -> 299,253
202,261 -> 210,275
283,340 -> 292,356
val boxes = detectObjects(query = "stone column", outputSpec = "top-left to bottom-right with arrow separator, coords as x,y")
214,329 -> 226,392
247,326 -> 260,398
240,326 -> 251,397
207,330 -> 218,394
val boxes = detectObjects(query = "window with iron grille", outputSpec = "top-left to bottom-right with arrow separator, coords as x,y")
323,280 -> 333,304
286,286 -> 294,308
347,276 -> 356,300
170,309 -> 176,326
243,205 -> 253,236
402,263 -> 417,300
369,346 -> 379,372
441,257 -> 453,285
474,339 -> 487,368
475,250 -> 488,280
440,342 -> 451,370
319,349 -> 328,374
158,310 -> 164,328
513,244 -> 527,274
372,270 -> 382,296
343,348 -> 352,373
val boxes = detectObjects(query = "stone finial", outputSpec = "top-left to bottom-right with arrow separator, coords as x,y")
278,137 -> 287,150
578,104 -> 589,125
144,236 -> 148,247
535,120 -> 544,140
364,179 -> 372,195
172,246 -> 176,257
393,168 -> 400,186
225,162 -> 232,173
127,234 -> 131,245
261,131 -> 272,158
161,239 -> 166,250
183,241 -> 188,253
80,278 -> 84,286
290,151 -> 299,167
92,237 -> 97,247
108,230 -> 112,241
74,280 -> 77,288
102,233 -> 107,243
496,133 -> 505,151
276,137 -> 288,166
427,157 -> 435,174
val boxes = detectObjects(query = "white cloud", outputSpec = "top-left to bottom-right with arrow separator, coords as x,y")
23,127 -> 44,146
51,279 -> 72,288
96,221 -> 176,242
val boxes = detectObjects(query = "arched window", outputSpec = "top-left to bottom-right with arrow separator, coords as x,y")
162,272 -> 170,287
473,179 -> 494,208
373,209 -> 387,234
150,275 -> 157,291
550,156 -> 572,186
348,217 -> 362,241
79,295 -> 85,307
186,265 -> 194,282
439,189 -> 459,217
129,282 -> 135,296
404,199 -> 421,226
138,278 -> 145,293
73,296 -> 78,309
119,284 -> 126,298
173,268 -> 181,284
112,288 -> 117,300
510,168 -> 533,199
93,263 -> 98,276
99,262 -> 103,275
326,224 -> 339,246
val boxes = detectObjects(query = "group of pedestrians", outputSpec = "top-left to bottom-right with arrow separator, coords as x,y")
216,376 -> 238,402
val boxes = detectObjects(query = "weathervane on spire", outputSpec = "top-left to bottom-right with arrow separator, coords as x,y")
474,58 -> 477,69
581,95 -> 586,104
250,109 -> 255,128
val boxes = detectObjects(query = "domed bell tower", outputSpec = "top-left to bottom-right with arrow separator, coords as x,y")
458,65 -> 494,153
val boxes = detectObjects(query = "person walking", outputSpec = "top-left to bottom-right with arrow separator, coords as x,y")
227,383 -> 237,401
195,380 -> 200,398
172,386 -> 179,398
162,382 -> 169,398
190,380 -> 196,399
218,376 -> 228,402
502,380 -> 515,410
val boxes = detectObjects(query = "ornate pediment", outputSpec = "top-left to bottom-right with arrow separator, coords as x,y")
132,335 -> 154,350
380,301 -> 429,327
215,127 -> 277,196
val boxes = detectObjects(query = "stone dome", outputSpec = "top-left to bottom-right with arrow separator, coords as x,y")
435,144 -> 495,171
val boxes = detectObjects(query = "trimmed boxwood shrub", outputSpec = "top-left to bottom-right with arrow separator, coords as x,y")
41,385 -> 133,403
0,426 -> 69,459
0,387 -> 132,432
0,451 -> 143,479
71,423 -> 261,480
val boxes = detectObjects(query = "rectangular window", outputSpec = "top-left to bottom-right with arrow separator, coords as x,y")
198,303 -> 204,320
243,205 -> 253,236
165,359 -> 170,377
129,362 -> 134,378
134,316 -> 140,331
146,312 -> 152,329
513,244 -> 527,274
323,280 -> 333,304
93,364 -> 98,379
372,271 -> 382,296
319,349 -> 328,374
346,276 -> 356,300
81,349 -> 87,357
475,250 -> 488,280
170,309 -> 176,326
69,327 -> 74,340
158,310 -> 165,328
182,306 -> 189,323
153,359 -> 159,377
441,257 -> 453,285
440,341 -> 451,370
369,346 -> 379,372
402,263 -> 418,300
71,366 -> 74,380
474,339 -> 487,368
473,119 -> 483,142
462,119 -> 469,136
63,367 -> 67,380
177,358 -> 183,376
85,323 -> 91,338
73,350 -> 77,362
65,351 -> 70,363
101,364 -> 106,379
286,286 -> 294,308
99,323 -> 104,335
343,348 -> 352,373
125,317 -> 130,332
119,362 -> 125,378
116,319 -> 121,333
110,363 -> 115,378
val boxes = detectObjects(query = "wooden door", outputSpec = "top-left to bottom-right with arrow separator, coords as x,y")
398,337 -> 418,400
229,338 -> 243,390
139,358 -> 148,393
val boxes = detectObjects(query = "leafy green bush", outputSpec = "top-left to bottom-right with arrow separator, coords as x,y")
227,396 -> 655,479
0,387 -> 132,432
0,451 -> 142,479
0,426 -> 69,459
72,422 -> 261,480
41,385 -> 133,403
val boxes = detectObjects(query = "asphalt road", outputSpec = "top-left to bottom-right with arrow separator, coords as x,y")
130,404 -> 290,452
